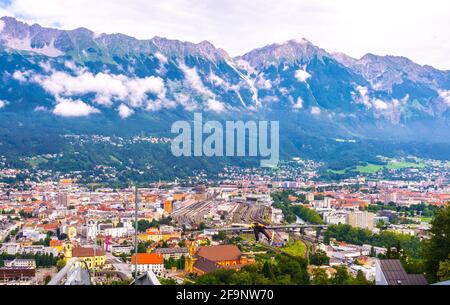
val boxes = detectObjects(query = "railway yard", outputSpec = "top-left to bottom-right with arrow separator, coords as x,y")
172,200 -> 271,228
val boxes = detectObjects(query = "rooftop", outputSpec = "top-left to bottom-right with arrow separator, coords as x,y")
72,247 -> 104,258
131,253 -> 164,265
378,259 -> 428,285
197,244 -> 242,262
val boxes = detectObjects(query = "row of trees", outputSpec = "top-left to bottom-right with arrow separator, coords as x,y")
164,256 -> 185,270
366,202 -> 441,218
421,205 -> 450,282
309,250 -> 330,266
135,217 -> 172,232
195,254 -> 310,285
0,252 -> 59,268
311,266 -> 372,285
271,190 -> 301,223
271,191 -> 323,224
195,253 -> 372,285
291,205 -> 324,224
324,224 -> 422,258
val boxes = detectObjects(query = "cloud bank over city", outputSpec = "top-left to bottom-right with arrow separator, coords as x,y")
0,0 -> 449,69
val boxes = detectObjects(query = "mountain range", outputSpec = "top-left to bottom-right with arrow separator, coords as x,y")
0,16 -> 449,178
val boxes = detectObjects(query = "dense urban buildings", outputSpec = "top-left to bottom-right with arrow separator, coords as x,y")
0,156 -> 448,285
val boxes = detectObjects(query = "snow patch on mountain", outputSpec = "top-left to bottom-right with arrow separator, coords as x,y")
3,36 -> 63,57
438,90 -> 450,106
154,52 -> 168,64
179,62 -> 214,97
226,59 -> 259,107
209,72 -> 228,88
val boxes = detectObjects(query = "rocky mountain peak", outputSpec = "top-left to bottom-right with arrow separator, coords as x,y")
239,38 -> 328,68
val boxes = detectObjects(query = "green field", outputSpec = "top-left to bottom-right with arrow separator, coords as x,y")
329,160 -> 428,175
25,156 -> 49,168
109,155 -> 122,163
282,240 -> 306,258
355,164 -> 384,174
386,161 -> 426,170
328,169 -> 347,174
420,216 -> 433,223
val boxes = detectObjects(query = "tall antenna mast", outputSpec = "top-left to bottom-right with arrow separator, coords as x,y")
134,184 -> 138,284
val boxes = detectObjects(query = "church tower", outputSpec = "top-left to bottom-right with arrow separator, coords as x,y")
184,240 -> 198,274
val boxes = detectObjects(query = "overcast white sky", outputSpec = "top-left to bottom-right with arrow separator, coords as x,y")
1,0 -> 450,70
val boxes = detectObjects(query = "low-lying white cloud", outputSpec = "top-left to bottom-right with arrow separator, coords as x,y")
12,70 -> 31,82
53,97 -> 99,117
353,86 -> 406,115
39,61 -> 53,73
34,105 -> 48,112
174,92 -> 198,111
64,60 -> 85,74
295,68 -> 311,83
0,20 -> 5,33
373,99 -> 388,110
31,70 -> 165,107
0,100 -> 7,109
145,98 -> 176,112
354,85 -> 372,108
292,96 -> 304,109
118,103 -> 134,119
311,106 -> 321,115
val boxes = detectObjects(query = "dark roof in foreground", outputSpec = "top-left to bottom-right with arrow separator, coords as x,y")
379,260 -> 428,285
132,271 -> 161,285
